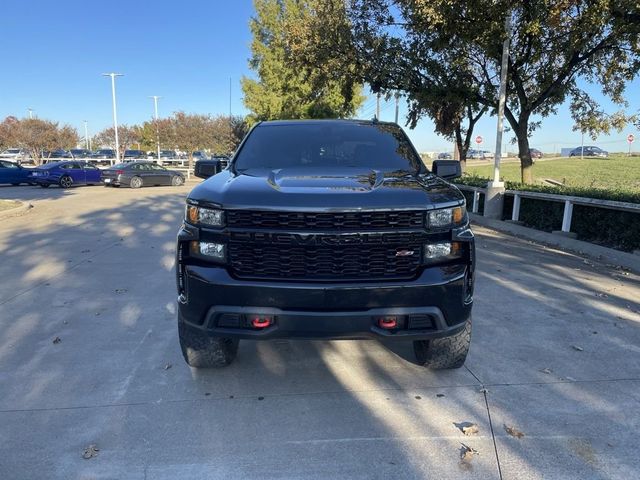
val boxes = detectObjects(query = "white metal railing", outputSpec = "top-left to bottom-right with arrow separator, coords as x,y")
455,184 -> 640,234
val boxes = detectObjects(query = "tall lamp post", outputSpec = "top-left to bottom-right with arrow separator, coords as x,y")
485,12 -> 512,219
149,96 -> 162,163
102,73 -> 123,164
83,120 -> 90,150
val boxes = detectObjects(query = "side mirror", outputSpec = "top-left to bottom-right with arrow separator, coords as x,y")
432,160 -> 461,180
194,159 -> 221,179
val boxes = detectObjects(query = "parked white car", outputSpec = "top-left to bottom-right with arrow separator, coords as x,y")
0,148 -> 29,161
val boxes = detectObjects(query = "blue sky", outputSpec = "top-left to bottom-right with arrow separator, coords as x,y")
1,0 -> 638,153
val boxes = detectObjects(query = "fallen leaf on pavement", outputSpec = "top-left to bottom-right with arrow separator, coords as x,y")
540,368 -> 552,374
460,443 -> 478,462
164,363 -> 172,370
436,393 -> 446,398
504,425 -> 525,439
455,422 -> 479,436
52,337 -> 61,344
82,444 -> 99,459
115,289 -> 127,294
571,345 -> 584,352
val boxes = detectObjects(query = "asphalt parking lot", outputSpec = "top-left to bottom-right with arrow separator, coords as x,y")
1,184 -> 639,479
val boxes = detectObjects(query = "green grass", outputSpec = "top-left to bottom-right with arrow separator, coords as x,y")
0,200 -> 20,212
464,155 -> 640,193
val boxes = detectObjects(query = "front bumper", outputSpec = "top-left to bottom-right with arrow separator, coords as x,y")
178,261 -> 473,341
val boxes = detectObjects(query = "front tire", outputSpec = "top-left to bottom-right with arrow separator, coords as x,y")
59,176 -> 73,188
130,176 -> 143,189
413,318 -> 471,369
178,321 -> 239,368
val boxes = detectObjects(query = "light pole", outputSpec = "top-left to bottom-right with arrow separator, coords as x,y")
485,11 -> 512,219
149,96 -> 162,162
394,92 -> 400,124
102,73 -> 123,164
28,108 -> 34,119
83,120 -> 89,150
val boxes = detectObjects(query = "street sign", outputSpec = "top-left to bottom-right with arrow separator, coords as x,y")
475,135 -> 483,145
628,134 -> 635,144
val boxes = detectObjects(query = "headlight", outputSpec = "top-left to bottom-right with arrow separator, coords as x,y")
427,205 -> 466,229
190,241 -> 226,261
424,242 -> 451,259
186,205 -> 224,227
424,241 -> 463,262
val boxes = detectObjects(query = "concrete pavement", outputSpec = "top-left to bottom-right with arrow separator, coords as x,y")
0,183 -> 638,479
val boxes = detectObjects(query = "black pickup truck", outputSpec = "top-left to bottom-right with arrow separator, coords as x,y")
176,120 -> 474,368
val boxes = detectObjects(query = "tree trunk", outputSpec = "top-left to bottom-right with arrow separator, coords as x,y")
516,123 -> 533,184
454,125 -> 466,171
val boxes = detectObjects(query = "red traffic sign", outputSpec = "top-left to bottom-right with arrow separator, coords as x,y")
628,134 -> 635,144
475,135 -> 483,145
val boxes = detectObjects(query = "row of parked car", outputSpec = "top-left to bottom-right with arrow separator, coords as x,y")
0,148 -> 215,164
0,160 -> 187,188
436,146 -> 608,160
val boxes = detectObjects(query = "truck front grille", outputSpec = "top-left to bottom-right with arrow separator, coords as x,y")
226,210 -> 424,231
228,231 -> 425,281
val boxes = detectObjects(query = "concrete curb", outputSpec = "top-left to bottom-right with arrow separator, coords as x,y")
470,213 -> 640,274
0,201 -> 33,220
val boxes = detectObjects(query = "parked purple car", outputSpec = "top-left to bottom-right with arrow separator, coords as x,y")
0,160 -> 35,185
32,161 -> 102,188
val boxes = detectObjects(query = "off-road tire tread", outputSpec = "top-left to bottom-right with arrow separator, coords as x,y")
178,321 -> 238,368
414,318 -> 471,369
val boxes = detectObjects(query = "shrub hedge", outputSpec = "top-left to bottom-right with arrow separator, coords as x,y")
455,175 -> 640,252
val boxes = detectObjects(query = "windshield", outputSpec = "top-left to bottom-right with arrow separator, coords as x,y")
234,122 -> 423,173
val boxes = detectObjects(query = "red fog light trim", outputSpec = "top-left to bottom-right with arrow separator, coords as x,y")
378,316 -> 398,329
250,315 -> 273,328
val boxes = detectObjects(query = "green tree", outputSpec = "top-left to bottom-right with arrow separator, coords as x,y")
287,0 -> 485,166
350,0 -> 640,183
242,0 -> 365,122
7,118 -> 79,165
94,125 -> 141,162
0,116 -> 19,150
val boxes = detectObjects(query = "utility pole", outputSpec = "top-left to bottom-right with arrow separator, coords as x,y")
149,96 -> 162,162
229,77 -> 232,117
83,120 -> 89,150
376,93 -> 380,120
581,131 -> 584,160
102,73 -> 123,164
485,12 -> 512,219
394,92 -> 400,124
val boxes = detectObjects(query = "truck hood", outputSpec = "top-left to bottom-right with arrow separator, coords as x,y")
188,167 -> 465,211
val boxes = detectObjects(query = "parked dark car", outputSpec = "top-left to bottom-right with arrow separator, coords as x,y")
159,150 -> 177,160
569,146 -> 608,158
192,151 -> 209,161
0,160 -> 34,185
529,148 -> 543,159
124,149 -> 146,160
70,149 -> 92,159
91,149 -> 116,160
437,152 -> 452,160
31,161 -> 102,188
101,161 -> 185,188
45,149 -> 73,159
